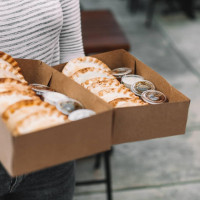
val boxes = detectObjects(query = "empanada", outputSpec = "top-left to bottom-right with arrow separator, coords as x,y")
109,97 -> 148,108
87,81 -> 125,95
81,77 -> 119,88
13,110 -> 68,136
0,51 -> 20,71
62,56 -> 110,77
0,78 -> 32,93
0,63 -> 26,83
0,90 -> 39,114
98,87 -> 139,102
70,67 -> 115,84
2,100 -> 56,131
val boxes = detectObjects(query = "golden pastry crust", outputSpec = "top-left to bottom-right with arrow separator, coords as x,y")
0,90 -> 39,114
81,77 -> 120,88
2,100 -> 66,132
0,89 -> 37,96
98,87 -> 136,97
97,87 -> 139,102
70,67 -> 115,84
62,56 -> 111,77
109,97 -> 148,108
2,99 -> 54,121
0,78 -> 27,85
13,110 -> 68,136
0,51 -> 20,70
87,82 -> 125,95
0,63 -> 27,83
0,78 -> 31,93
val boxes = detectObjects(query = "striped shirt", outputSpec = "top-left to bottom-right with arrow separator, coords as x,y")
0,0 -> 85,66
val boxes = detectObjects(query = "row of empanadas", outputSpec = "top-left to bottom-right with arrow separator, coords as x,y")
62,56 -> 147,107
0,52 -> 68,136
0,80 -> 68,136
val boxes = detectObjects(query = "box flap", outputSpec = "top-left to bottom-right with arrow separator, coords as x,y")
15,58 -> 53,85
49,68 -> 112,113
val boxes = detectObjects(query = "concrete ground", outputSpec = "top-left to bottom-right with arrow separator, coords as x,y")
75,0 -> 200,199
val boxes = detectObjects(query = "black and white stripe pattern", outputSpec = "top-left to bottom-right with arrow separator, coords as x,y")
0,0 -> 84,66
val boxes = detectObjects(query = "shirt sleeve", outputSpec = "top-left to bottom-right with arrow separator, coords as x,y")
59,0 -> 85,63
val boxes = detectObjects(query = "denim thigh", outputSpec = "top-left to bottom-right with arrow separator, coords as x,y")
1,161 -> 75,200
0,163 -> 11,197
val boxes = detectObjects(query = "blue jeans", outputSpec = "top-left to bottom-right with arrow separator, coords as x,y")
0,161 -> 75,200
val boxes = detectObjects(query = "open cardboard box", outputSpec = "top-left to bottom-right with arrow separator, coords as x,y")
54,49 -> 190,144
0,59 -> 113,176
0,49 -> 190,176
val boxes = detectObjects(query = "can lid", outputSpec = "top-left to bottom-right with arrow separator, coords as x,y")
111,68 -> 132,78
121,74 -> 144,85
141,90 -> 167,104
68,109 -> 96,121
131,80 -> 155,96
43,91 -> 70,106
56,99 -> 84,115
30,83 -> 53,95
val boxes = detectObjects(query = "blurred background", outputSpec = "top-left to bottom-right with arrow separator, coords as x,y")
75,0 -> 200,199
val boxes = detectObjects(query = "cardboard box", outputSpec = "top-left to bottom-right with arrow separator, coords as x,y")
0,49 -> 190,176
54,49 -> 190,144
0,59 -> 113,176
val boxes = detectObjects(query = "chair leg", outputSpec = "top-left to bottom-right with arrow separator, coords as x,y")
145,0 -> 157,27
104,151 -> 113,200
94,153 -> 102,169
94,147 -> 114,169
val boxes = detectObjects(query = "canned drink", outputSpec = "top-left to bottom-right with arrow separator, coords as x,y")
56,99 -> 84,115
111,68 -> 132,80
121,74 -> 144,89
141,90 -> 167,104
131,80 -> 155,96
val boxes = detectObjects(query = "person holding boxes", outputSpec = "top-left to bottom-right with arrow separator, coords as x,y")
0,0 -> 84,199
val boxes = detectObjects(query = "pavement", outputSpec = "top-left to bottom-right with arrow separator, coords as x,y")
75,0 -> 200,199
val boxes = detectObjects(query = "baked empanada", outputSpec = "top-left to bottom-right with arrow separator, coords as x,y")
0,78 -> 32,93
0,90 -> 39,114
81,77 -> 119,88
0,63 -> 26,83
70,67 -> 115,84
109,97 -> 148,108
98,87 -> 138,102
87,81 -> 125,95
0,51 -> 20,70
62,56 -> 111,77
13,110 -> 68,136
2,100 -> 57,131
